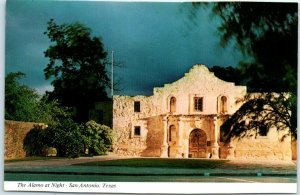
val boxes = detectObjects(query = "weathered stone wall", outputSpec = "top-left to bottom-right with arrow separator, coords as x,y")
218,126 -> 293,160
113,95 -> 154,156
113,65 -> 247,157
232,128 -> 292,160
141,116 -> 164,157
112,64 -> 295,160
219,143 -> 228,159
292,140 -> 297,160
152,65 -> 247,115
5,120 -> 39,159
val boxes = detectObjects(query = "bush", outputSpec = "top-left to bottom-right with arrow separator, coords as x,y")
81,120 -> 113,156
23,119 -> 113,158
45,118 -> 83,158
23,125 -> 47,156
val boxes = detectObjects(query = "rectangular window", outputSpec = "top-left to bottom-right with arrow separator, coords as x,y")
207,141 -> 211,146
134,126 -> 141,136
134,101 -> 140,112
258,125 -> 268,136
194,97 -> 203,111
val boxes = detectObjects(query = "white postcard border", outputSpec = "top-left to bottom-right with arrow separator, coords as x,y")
4,182 -> 298,194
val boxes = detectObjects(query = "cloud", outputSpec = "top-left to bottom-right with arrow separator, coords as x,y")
6,1 -> 244,96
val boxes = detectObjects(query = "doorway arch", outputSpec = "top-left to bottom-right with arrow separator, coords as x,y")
189,129 -> 207,158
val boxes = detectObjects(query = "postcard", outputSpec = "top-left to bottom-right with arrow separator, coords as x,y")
3,0 -> 297,194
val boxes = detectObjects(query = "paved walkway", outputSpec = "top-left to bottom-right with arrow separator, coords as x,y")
4,155 -> 297,176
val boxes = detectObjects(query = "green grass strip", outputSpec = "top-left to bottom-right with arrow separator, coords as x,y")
74,158 -> 228,169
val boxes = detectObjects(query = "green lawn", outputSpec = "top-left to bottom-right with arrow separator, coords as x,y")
74,158 -> 228,169
4,156 -> 65,163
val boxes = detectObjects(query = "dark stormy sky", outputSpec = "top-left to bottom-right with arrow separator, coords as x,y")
5,1 -> 244,96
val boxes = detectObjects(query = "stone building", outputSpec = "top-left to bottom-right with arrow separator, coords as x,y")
113,65 -> 293,160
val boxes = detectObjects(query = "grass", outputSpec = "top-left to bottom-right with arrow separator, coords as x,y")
74,158 -> 228,169
5,156 -> 65,163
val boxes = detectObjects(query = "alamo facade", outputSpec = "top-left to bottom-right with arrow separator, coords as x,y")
112,65 -> 295,160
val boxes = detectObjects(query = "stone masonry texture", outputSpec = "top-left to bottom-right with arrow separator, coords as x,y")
112,64 -> 295,160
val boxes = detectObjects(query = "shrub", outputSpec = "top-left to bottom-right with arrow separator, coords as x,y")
23,125 -> 47,156
81,120 -> 113,156
45,118 -> 83,158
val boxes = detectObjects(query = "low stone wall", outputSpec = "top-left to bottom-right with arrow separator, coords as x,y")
4,120 -> 39,160
233,136 -> 292,161
219,128 -> 294,161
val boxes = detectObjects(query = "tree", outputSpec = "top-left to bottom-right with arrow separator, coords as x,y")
44,19 -> 110,122
209,66 -> 243,85
189,2 -> 297,139
5,72 -> 41,122
38,94 -> 75,126
5,71 -> 72,125
191,2 -> 297,93
221,93 -> 297,142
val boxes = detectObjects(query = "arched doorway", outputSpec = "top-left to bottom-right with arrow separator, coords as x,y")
189,129 -> 207,158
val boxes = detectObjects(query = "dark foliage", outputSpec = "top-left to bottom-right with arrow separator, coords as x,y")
23,126 -> 47,156
209,66 -> 243,85
221,93 -> 296,142
5,72 -> 71,124
45,119 -> 83,158
44,19 -> 110,122
189,2 -> 297,140
193,2 -> 297,93
5,72 -> 40,121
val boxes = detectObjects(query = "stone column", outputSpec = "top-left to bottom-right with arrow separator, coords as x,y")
160,115 -> 169,157
176,117 -> 184,158
211,115 -> 220,159
184,139 -> 189,158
